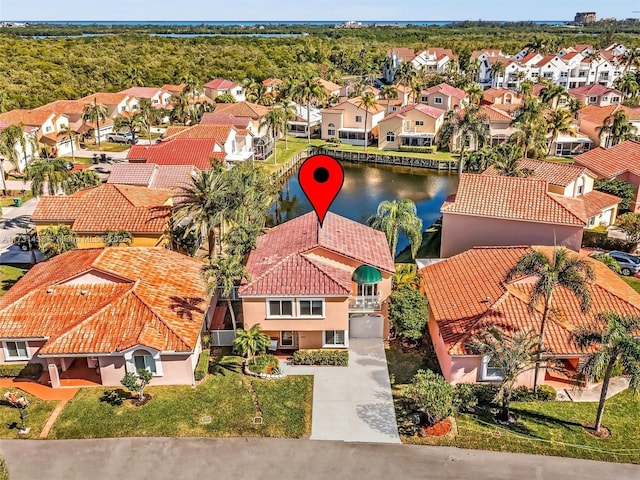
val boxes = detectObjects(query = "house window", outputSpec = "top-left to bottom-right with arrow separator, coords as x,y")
434,97 -> 443,105
386,131 -> 395,142
480,355 -> 503,381
267,300 -> 293,317
355,115 -> 363,123
415,120 -> 424,126
327,123 -> 335,137
560,72 -> 568,77
45,126 -> 52,133
421,96 -> 428,102
3,341 -> 29,361
298,299 -> 324,317
612,97 -> 620,102
281,331 -> 294,347
133,353 -> 157,374
357,283 -> 378,296
531,72 -> 539,78
324,330 -> 346,347
589,96 -> 598,104
121,106 -> 126,111
152,99 -> 159,104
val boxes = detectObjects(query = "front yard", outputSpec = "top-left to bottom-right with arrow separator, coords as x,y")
0,266 -> 26,296
49,354 -> 313,439
0,390 -> 58,439
81,142 -> 131,153
622,275 -> 640,294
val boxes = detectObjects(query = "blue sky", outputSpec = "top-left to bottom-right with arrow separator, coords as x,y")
1,0 -> 639,22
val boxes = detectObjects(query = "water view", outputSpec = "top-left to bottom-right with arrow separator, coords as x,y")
270,162 -> 458,254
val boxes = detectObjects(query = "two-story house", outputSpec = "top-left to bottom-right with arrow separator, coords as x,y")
239,212 -> 395,350
118,87 -> 172,122
420,83 -> 468,111
577,105 -> 640,147
568,85 -> 624,107
383,47 -> 457,83
321,97 -> 385,146
0,121 -> 38,173
35,99 -> 115,145
212,102 -> 272,159
0,109 -> 73,158
377,104 -> 445,150
203,78 -> 245,102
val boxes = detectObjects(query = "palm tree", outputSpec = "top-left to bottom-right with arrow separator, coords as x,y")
82,100 -> 109,148
546,108 -> 577,155
232,324 -> 270,362
103,229 -> 134,247
392,263 -> 420,290
518,80 -> 534,100
38,224 -> 77,258
571,312 -> 640,433
505,247 -> 595,392
467,327 -> 542,423
57,124 -> 77,163
259,107 -> 285,165
466,57 -> 481,83
511,98 -> 546,158
356,92 -> 378,152
379,84 -> 398,114
292,75 -> 326,144
114,112 -> 145,145
598,111 -> 638,147
225,162 -> 277,227
614,73 -> 639,99
539,81 -> 567,110
491,145 -> 531,177
172,168 -> 230,261
137,98 -> 156,144
621,47 -> 640,74
201,254 -> 247,334
455,106 -> 490,174
465,84 -> 483,105
368,199 -> 423,258
25,158 -> 70,196
0,124 -> 33,172
394,62 -> 417,106
489,62 -> 506,87
566,97 -> 584,115
62,169 -> 100,194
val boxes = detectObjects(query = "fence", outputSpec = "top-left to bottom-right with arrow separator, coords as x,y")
311,147 -> 458,171
209,330 -> 235,347
274,149 -> 311,179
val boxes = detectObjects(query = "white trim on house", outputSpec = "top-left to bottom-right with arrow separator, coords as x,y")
123,346 -> 163,377
2,340 -> 30,361
322,329 -> 349,348
265,298 -> 295,318
296,298 -> 325,318
480,355 -> 504,381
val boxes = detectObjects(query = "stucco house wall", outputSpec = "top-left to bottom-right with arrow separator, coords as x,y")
98,353 -> 195,386
0,340 -> 48,366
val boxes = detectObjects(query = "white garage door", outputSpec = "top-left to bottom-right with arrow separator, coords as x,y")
349,314 -> 384,338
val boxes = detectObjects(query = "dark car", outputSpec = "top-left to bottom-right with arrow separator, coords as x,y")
608,250 -> 640,276
13,232 -> 39,251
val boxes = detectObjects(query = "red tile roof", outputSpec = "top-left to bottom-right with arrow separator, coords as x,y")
240,212 -> 394,296
81,92 -> 130,106
423,83 -> 467,100
34,100 -> 87,116
199,112 -> 251,128
421,246 -> 640,355
387,47 -> 423,62
213,101 -> 271,119
477,105 -> 513,122
119,87 -> 166,99
163,124 -> 234,141
380,103 -> 445,121
32,184 -> 172,234
204,78 -> 239,90
0,109 -> 59,127
578,105 -> 640,125
579,190 -> 621,217
262,78 -> 283,87
442,174 -> 586,226
483,159 -> 589,187
107,163 -> 194,190
573,140 -> 640,177
569,84 -> 621,97
128,138 -> 223,170
0,247 -> 208,354
161,84 -> 186,95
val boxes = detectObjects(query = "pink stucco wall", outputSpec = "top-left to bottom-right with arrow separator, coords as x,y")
98,354 -> 195,386
619,171 -> 640,213
440,213 -> 584,258
0,340 -> 47,366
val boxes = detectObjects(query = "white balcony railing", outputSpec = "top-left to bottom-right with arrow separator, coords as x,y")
348,295 -> 382,311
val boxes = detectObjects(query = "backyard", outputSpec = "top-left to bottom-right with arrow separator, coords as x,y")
0,266 -> 25,296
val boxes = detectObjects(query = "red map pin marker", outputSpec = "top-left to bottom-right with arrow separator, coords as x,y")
298,154 -> 344,226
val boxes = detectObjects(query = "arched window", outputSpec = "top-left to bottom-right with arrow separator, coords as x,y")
327,123 -> 336,137
133,349 -> 157,374
386,131 -> 395,142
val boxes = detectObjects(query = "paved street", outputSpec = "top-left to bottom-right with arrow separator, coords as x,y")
1,437 -> 638,480
0,197 -> 45,263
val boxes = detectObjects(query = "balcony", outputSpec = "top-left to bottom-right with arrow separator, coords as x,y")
348,295 -> 382,312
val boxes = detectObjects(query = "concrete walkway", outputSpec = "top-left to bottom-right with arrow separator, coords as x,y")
283,338 -> 400,444
1,437 -> 639,480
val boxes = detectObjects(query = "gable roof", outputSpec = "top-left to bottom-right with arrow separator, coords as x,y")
199,112 -> 251,128
483,159 -> 590,187
80,92 -> 129,106
0,109 -> 60,127
442,174 -> 586,226
213,101 -> 270,119
128,138 -> 223,170
323,97 -> 384,115
380,103 -> 445,122
577,104 -> 640,125
107,163 -> 194,190
204,78 -> 239,90
119,87 -> 166,99
163,124 -> 234,141
161,84 -> 186,95
32,184 -> 172,233
573,140 -> 640,177
423,83 -> 468,100
240,212 -> 394,296
388,47 -> 423,62
315,78 -> 342,94
0,247 -> 208,354
569,84 -> 622,97
477,105 -> 513,122
34,100 -> 87,116
421,246 -> 640,356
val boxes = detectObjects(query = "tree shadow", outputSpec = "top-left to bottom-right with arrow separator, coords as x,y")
356,402 -> 400,438
168,296 -> 205,322
1,277 -> 20,292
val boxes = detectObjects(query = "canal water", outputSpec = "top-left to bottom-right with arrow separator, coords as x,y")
269,162 -> 459,254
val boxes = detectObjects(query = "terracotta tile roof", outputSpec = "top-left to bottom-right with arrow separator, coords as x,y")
535,54 -> 558,67
240,212 -> 394,296
163,124 -> 233,141
442,174 -> 586,226
323,97 -> 384,115
387,47 -> 423,62
119,87 -> 165,99
573,140 -> 640,177
569,84 -> 621,97
520,52 -> 540,64
0,121 -> 36,133
106,163 -> 194,190
199,112 -> 251,128
262,78 -> 283,87
483,159 -> 589,187
128,138 -> 223,170
34,100 -> 87,115
81,92 -> 129,106
380,103 -> 445,121
562,52 -> 580,61
161,84 -> 186,95
0,109 -> 59,127
579,190 -> 621,217
0,247 -> 208,354
32,184 -> 172,234
213,101 -> 271,119
315,78 -> 342,94
477,105 -> 513,122
423,83 -> 468,100
420,246 -> 640,355
578,105 -> 640,125
204,78 -> 239,90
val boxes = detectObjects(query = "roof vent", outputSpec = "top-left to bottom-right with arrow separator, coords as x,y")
46,288 -> 53,294
80,290 -> 88,296
485,296 -> 491,303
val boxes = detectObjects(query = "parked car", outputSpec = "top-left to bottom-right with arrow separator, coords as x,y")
13,232 -> 39,251
608,250 -> 640,276
106,132 -> 138,144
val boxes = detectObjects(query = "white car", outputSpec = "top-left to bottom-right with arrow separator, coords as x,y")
106,132 -> 138,144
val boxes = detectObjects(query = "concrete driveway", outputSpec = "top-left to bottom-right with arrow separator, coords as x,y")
284,338 -> 400,443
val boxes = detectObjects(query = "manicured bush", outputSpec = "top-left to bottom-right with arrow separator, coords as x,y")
293,349 -> 349,366
0,362 -> 42,379
194,351 -> 210,381
100,389 -> 126,406
470,383 -> 500,406
535,385 -> 557,401
405,369 -> 454,426
582,230 -> 635,253
453,383 -> 478,413
389,286 -> 428,341
399,145 -> 437,153
247,354 -> 279,374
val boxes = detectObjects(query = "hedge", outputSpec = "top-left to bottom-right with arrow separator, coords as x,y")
194,351 -> 209,381
398,145 -> 437,153
247,354 -> 279,374
453,383 -> 557,410
293,349 -> 349,366
0,362 -> 42,379
582,229 -> 636,253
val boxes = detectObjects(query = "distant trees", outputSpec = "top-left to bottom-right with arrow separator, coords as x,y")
594,178 -> 635,211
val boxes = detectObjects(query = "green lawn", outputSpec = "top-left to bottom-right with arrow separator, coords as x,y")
622,275 -> 640,294
259,136 -> 320,174
0,192 -> 32,207
81,142 -> 131,153
0,266 -> 26,296
49,355 -> 313,439
58,156 -> 94,165
0,390 -> 58,439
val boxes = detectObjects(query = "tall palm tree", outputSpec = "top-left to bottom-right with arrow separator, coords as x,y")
225,162 -> 277,227
566,97 -> 584,115
25,158 -> 70,196
491,145 -> 531,177
489,62 -> 506,87
82,100 -> 109,148
467,327 -> 542,423
455,106 -> 490,174
113,112 -> 145,145
511,98 -> 546,158
38,224 -> 77,258
201,254 -> 247,334
621,47 -> 640,74
57,124 -> 77,162
614,73 -> 639,99
368,199 -> 423,258
137,98 -> 156,144
505,247 -> 595,392
293,75 -> 326,144
259,107 -> 285,165
466,57 -> 481,83
172,168 -> 230,261
539,82 -> 567,110
379,84 -> 398,114
62,169 -> 100,194
392,263 -> 420,290
464,84 -> 483,106
518,80 -> 535,100
571,312 -> 640,433
394,62 -> 417,106
598,110 -> 638,147
0,123 -> 33,172
546,108 -> 577,156
232,324 -> 270,362
356,92 -> 378,152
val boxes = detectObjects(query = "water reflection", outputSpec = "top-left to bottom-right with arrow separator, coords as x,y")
269,162 -> 459,253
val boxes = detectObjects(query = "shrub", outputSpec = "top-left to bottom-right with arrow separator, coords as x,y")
616,212 -> 640,244
595,178 -> 634,211
194,351 -> 210,381
471,383 -> 500,405
247,354 -> 279,374
100,389 -> 126,406
509,385 -> 557,402
0,363 -> 42,379
535,385 -> 557,401
389,286 -> 428,341
590,252 -> 622,274
293,349 -> 349,366
405,369 -> 454,426
399,145 -> 437,153
453,383 -> 478,413
582,230 -> 635,253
